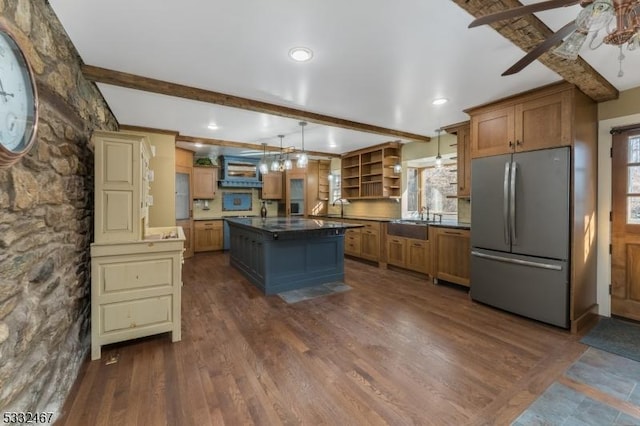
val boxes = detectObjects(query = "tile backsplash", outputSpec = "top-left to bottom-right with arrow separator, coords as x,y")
192,188 -> 278,219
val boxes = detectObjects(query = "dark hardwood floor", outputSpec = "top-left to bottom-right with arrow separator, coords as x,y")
57,252 -> 588,425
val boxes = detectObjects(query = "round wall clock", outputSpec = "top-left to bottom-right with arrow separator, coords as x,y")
0,22 -> 38,168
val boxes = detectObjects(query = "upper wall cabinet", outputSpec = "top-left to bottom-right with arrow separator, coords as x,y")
341,142 -> 401,199
467,83 -> 574,158
443,121 -> 471,198
93,131 -> 152,243
193,166 -> 217,199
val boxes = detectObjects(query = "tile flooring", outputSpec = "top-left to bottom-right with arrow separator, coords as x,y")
513,348 -> 640,425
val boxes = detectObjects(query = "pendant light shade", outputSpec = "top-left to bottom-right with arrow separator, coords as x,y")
272,135 -> 285,171
297,121 -> 308,168
258,142 -> 269,174
435,128 -> 443,168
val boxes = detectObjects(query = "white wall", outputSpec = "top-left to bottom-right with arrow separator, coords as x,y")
596,113 -> 640,317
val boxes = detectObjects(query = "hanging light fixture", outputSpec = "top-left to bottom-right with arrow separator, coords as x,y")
258,142 -> 269,175
283,148 -> 293,171
393,162 -> 402,173
271,135 -> 284,172
435,128 -> 443,168
297,121 -> 308,168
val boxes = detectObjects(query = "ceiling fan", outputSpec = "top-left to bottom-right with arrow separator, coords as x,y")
468,0 -> 640,76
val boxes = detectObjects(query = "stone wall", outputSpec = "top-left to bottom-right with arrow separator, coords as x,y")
0,0 -> 117,417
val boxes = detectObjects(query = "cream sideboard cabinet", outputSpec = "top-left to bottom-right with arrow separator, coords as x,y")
90,227 -> 184,360
93,131 -> 152,243
91,131 -> 184,360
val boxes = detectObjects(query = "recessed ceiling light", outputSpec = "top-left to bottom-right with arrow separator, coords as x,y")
207,123 -> 219,130
432,98 -> 448,105
195,143 -> 203,148
289,47 -> 313,62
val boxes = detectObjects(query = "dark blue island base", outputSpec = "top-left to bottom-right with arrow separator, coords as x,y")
226,217 -> 363,295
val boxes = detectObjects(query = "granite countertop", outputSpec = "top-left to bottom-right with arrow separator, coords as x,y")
317,214 -> 394,222
425,220 -> 471,230
226,217 -> 364,233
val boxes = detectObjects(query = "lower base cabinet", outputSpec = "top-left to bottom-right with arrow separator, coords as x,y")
194,220 -> 223,252
176,219 -> 193,258
432,227 -> 470,287
90,226 -> 184,360
342,220 -> 381,263
386,236 -> 431,275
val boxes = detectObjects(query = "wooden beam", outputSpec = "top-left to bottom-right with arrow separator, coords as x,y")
176,135 -> 341,158
451,0 -> 618,102
82,65 -> 431,142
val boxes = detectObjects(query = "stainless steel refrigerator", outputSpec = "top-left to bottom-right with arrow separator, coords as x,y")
470,147 -> 570,328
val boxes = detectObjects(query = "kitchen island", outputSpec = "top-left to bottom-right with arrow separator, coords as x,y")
226,217 -> 363,295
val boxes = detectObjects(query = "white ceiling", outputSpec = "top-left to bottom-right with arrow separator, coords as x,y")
48,0 -> 639,157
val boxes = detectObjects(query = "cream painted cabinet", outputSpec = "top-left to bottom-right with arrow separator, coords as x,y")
90,227 -> 184,360
93,131 -> 152,243
91,131 -> 184,360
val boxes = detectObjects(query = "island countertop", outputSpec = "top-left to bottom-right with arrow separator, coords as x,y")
225,217 -> 364,234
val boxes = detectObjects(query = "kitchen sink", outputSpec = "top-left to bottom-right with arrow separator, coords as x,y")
387,221 -> 428,240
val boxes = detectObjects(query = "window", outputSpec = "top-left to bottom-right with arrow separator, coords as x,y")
628,135 -> 640,225
404,165 -> 457,219
329,171 -> 342,204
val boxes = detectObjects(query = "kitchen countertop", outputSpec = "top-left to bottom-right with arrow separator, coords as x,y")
316,214 -> 395,222
225,217 -> 364,234
427,220 -> 471,230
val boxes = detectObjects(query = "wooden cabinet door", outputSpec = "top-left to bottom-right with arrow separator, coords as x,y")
456,124 -> 471,197
176,219 -> 193,258
515,91 -> 571,152
434,228 -> 470,287
194,221 -> 222,252
285,171 -> 307,216
261,172 -> 283,199
386,236 -> 406,267
344,229 -> 361,256
406,239 -> 430,274
193,167 -> 217,199
470,105 -> 515,158
360,229 -> 379,261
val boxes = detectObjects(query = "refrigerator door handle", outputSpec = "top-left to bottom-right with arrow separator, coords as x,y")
471,250 -> 563,271
510,161 -> 517,245
503,162 -> 511,245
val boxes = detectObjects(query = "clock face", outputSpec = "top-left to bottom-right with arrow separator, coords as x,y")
0,29 -> 37,155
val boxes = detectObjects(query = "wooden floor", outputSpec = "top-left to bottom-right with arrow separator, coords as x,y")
58,252 -> 589,425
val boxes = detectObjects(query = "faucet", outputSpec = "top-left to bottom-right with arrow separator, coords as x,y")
432,213 -> 442,223
332,198 -> 347,218
420,206 -> 429,221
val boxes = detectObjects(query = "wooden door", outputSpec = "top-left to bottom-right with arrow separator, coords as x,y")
515,90 -> 571,152
193,167 -> 217,199
386,237 -> 406,267
611,127 -> 640,321
434,228 -> 470,287
406,239 -> 429,274
285,171 -> 306,216
470,105 -> 514,158
360,229 -> 379,261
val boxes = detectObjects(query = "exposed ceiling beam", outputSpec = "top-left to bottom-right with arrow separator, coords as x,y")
451,0 -> 618,102
176,135 -> 341,158
82,65 -> 431,142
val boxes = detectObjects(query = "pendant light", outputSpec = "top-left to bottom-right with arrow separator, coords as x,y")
271,135 -> 284,172
283,150 -> 293,171
297,121 -> 308,168
258,142 -> 269,175
435,128 -> 443,168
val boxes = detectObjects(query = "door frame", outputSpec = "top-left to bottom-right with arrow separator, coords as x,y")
597,114 -> 640,317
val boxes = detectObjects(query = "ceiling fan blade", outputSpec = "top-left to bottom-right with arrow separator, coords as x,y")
502,20 -> 578,76
468,0 -> 580,28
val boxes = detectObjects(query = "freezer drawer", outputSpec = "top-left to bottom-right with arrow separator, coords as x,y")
470,249 -> 569,328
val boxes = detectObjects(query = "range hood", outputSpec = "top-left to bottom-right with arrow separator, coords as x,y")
218,156 -> 263,188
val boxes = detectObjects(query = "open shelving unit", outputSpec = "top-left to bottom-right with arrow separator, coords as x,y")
341,142 -> 401,199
